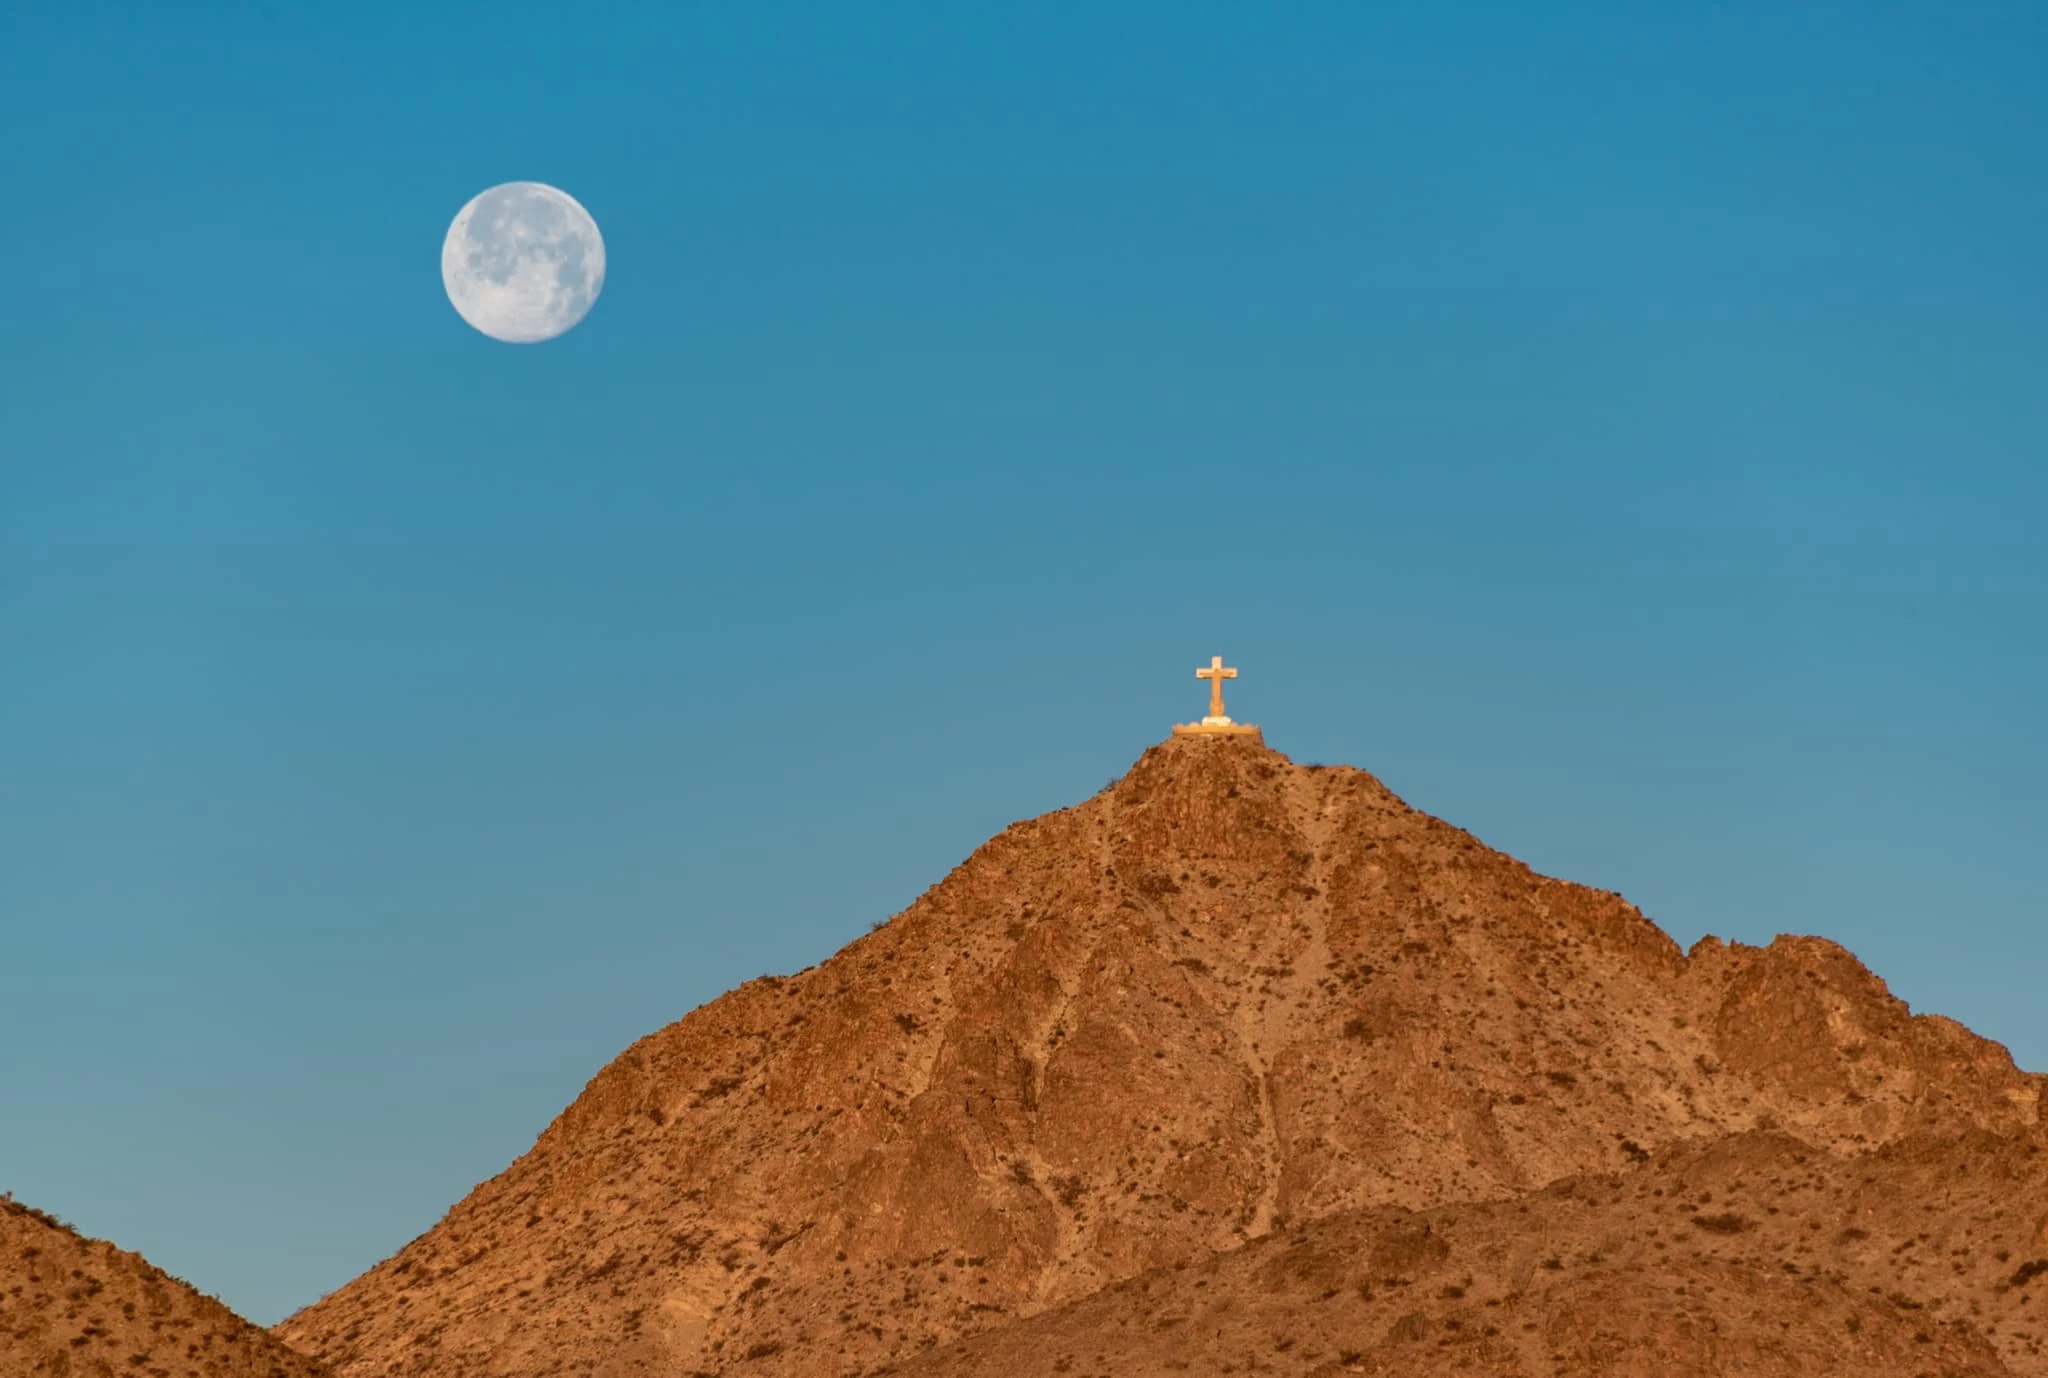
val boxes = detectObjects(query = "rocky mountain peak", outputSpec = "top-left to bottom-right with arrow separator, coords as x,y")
278,736 -> 2042,1377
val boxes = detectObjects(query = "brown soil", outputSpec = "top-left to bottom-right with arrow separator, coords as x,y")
275,734 -> 2045,1377
905,1130 -> 2048,1377
0,1195 -> 330,1378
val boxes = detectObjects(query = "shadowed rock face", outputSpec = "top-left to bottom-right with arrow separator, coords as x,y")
0,1196 -> 330,1378
275,735 -> 2044,1378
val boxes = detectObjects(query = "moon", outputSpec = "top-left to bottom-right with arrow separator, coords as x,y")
440,182 -> 606,343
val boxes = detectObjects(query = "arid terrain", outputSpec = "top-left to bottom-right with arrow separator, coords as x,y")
0,1194 -> 329,1378
269,733 -> 2042,1376
909,1128 -> 2048,1376
10,733 -> 2042,1376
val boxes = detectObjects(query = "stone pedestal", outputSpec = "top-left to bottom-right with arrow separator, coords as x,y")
1171,720 -> 1264,739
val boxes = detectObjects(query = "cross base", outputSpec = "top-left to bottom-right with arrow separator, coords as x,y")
1171,721 -> 1264,738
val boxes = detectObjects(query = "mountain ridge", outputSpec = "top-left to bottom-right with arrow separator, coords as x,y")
276,733 -> 2043,1376
0,1194 -> 331,1378
905,1126 -> 2048,1377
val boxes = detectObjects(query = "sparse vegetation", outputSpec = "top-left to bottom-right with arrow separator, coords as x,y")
1690,1212 -> 1755,1235
187,740 -> 2047,1378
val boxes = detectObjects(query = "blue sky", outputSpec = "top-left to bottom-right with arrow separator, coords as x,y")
2,0 -> 2043,1326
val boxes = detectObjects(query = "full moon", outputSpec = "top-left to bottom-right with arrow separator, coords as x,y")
440,182 -> 606,343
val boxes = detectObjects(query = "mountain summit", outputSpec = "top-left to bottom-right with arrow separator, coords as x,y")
279,734 -> 2045,1377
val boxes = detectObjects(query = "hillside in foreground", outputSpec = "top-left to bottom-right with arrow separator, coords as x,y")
0,1194 -> 329,1378
908,1129 -> 2048,1376
277,733 -> 2044,1377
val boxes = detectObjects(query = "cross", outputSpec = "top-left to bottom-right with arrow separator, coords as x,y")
1196,655 -> 1238,721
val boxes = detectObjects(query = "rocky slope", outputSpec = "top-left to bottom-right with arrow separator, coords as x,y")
277,733 -> 2043,1377
0,1194 -> 329,1378
904,1128 -> 2048,1377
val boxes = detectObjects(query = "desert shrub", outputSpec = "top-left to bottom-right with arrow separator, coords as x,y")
1690,1213 -> 1754,1235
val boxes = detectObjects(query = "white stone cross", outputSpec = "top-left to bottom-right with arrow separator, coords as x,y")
1195,656 -> 1238,724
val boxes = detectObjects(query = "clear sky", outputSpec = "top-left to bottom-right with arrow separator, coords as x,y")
3,0 -> 2043,1328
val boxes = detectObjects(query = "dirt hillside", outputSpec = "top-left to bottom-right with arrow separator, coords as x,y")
277,733 -> 2043,1377
0,1194 -> 329,1378
903,1129 -> 2048,1377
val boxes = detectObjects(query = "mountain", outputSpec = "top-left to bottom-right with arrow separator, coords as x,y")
0,1194 -> 329,1378
910,1129 -> 2048,1377
277,733 -> 2044,1377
